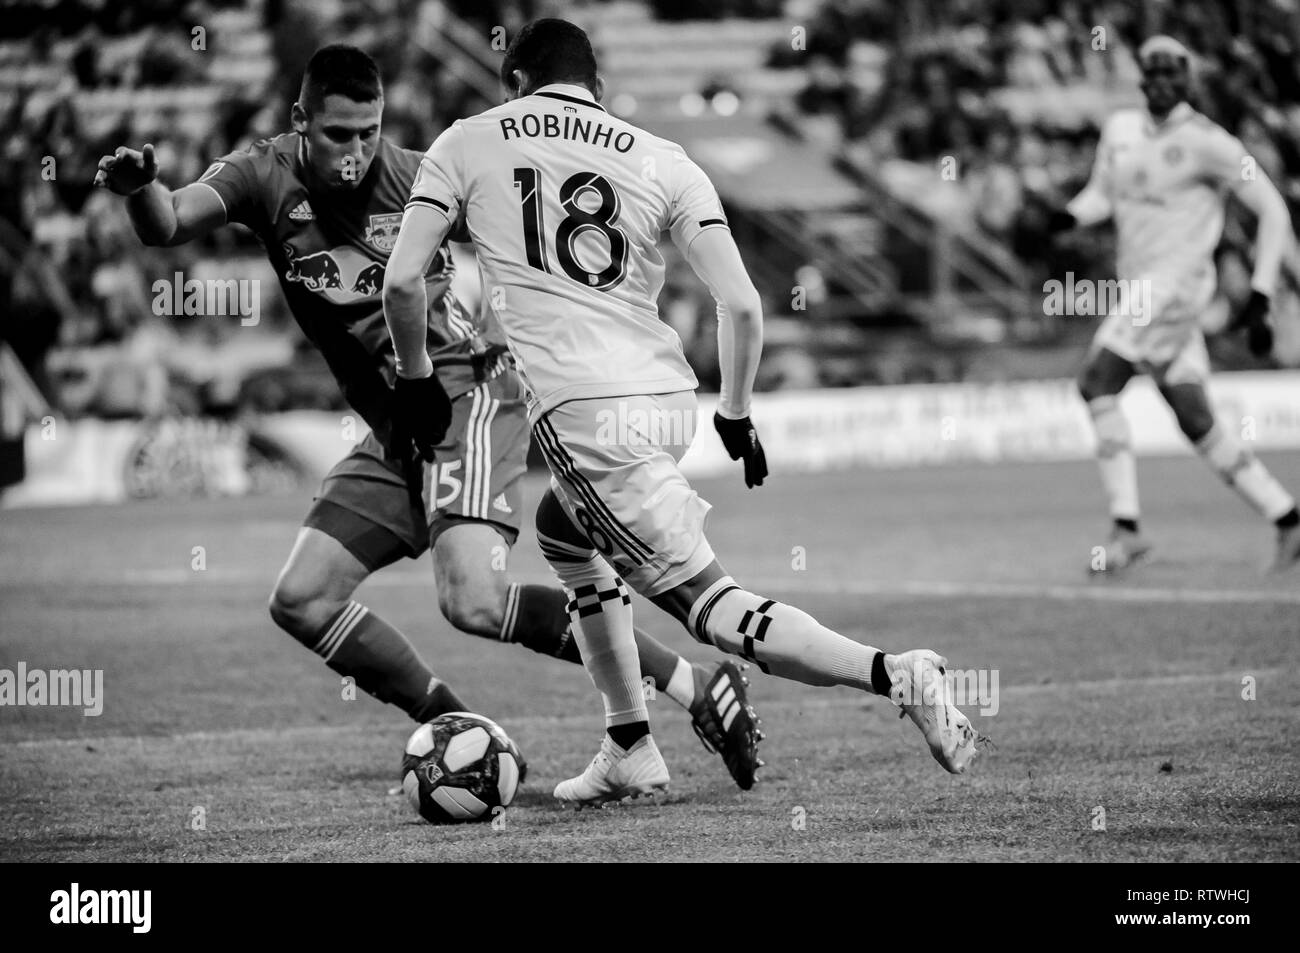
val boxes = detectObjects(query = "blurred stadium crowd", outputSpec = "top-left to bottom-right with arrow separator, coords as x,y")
1,0 -> 1297,419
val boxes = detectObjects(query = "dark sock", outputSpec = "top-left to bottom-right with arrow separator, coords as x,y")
607,721 -> 649,750
500,584 -> 583,662
1276,507 -> 1299,530
1114,517 -> 1140,534
869,651 -> 892,696
313,601 -> 468,722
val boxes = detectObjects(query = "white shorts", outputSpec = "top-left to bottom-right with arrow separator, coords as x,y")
1091,269 -> 1214,386
531,391 -> 715,597
1092,316 -> 1211,387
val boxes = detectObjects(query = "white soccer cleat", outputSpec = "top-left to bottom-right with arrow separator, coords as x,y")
887,649 -> 981,774
553,734 -> 669,807
1089,527 -> 1152,574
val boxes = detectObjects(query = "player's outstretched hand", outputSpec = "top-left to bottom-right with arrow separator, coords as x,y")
1236,290 -> 1274,357
389,372 -> 452,464
713,412 -> 768,488
94,144 -> 159,195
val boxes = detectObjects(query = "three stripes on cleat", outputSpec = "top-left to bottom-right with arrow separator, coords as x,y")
712,668 -> 745,733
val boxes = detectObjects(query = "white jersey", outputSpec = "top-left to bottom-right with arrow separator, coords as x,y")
407,83 -> 728,419
1068,102 -> 1248,315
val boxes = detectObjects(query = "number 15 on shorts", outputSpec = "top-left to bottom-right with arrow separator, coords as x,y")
431,460 -> 463,512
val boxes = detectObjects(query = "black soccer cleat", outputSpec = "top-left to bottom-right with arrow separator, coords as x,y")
689,661 -> 762,790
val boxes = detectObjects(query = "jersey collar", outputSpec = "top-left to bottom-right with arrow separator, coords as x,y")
1144,100 -> 1193,136
531,83 -> 606,112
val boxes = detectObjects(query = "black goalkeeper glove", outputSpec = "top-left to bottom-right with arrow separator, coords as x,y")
713,412 -> 768,488
388,372 -> 452,465
1046,209 -> 1077,234
1236,290 -> 1274,357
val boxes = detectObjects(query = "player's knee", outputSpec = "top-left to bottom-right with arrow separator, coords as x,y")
1078,351 -> 1130,403
268,576 -> 339,640
438,584 -> 501,639
1078,364 -> 1109,403
1164,387 -> 1215,442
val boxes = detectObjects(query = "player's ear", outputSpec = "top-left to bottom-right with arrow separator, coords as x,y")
509,69 -> 529,99
290,102 -> 309,134
593,76 -> 605,102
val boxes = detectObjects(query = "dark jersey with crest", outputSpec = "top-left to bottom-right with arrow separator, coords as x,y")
196,133 -> 505,436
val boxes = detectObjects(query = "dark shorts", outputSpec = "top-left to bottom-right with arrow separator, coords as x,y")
303,370 -> 529,571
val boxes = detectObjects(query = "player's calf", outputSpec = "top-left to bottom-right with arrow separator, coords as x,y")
1079,351 -> 1145,570
662,570 -> 983,774
271,527 -> 466,722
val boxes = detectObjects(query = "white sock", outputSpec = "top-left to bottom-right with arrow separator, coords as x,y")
553,555 -> 648,728
1088,396 -> 1140,521
688,576 -> 878,690
664,657 -> 695,709
1196,425 -> 1296,521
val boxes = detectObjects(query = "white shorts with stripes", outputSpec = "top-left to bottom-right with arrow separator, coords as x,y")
532,391 -> 716,597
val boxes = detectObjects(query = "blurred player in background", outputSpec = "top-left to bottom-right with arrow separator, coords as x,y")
1050,36 -> 1300,573
385,19 -> 983,806
93,43 -> 760,789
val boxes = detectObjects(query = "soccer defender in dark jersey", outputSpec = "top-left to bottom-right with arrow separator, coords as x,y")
93,44 -> 760,788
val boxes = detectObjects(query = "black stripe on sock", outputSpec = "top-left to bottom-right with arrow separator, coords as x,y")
870,651 -> 891,696
694,584 -> 739,644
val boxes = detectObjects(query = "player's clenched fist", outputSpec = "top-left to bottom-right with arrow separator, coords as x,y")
388,372 -> 452,465
713,412 -> 768,488
93,144 -> 159,195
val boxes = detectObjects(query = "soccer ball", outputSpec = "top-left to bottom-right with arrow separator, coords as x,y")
400,712 -> 524,824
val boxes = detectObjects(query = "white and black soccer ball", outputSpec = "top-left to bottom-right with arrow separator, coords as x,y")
400,712 -> 524,824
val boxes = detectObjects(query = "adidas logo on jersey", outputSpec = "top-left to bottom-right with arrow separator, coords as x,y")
289,201 -> 314,221
492,494 -> 512,514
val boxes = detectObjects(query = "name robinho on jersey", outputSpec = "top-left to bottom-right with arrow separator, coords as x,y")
498,113 -> 636,153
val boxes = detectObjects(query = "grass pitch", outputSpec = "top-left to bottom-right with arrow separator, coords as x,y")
2,453 -> 1298,861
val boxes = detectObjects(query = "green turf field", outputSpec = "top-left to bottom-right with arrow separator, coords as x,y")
2,453 -> 1297,861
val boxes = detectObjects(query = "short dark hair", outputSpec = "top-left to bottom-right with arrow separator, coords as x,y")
501,19 -> 598,95
299,44 -> 383,114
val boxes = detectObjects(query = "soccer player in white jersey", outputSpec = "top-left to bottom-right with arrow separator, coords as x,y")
383,18 -> 982,804
1049,36 -> 1300,573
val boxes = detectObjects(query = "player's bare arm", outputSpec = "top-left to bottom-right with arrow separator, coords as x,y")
683,226 -> 768,487
382,201 -> 454,461
93,143 -> 226,247
1229,165 -> 1295,354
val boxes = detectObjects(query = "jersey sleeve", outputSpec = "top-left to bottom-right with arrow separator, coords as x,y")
667,152 -> 729,252
193,150 -> 264,230
407,122 -> 466,223
1197,125 -> 1250,192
